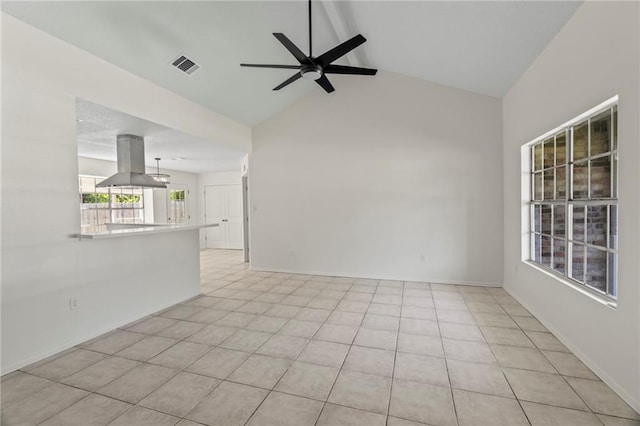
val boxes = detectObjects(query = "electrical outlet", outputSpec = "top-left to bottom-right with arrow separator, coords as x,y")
69,298 -> 78,311
289,249 -> 295,257
420,254 -> 426,263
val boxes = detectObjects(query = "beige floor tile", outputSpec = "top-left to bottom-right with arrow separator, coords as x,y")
401,307 -> 437,321
157,320 -> 206,340
394,352 -> 449,387
453,389 -> 529,426
397,333 -> 444,357
160,305 -> 205,320
399,318 -> 440,337
256,335 -> 309,359
61,356 -> 140,391
20,347 -> 79,372
326,311 -> 364,326
245,315 -> 289,333
466,301 -> 505,313
297,340 -> 350,368
185,296 -> 223,308
439,322 -> 485,342
328,370 -> 391,415
125,316 -> 177,335
597,414 -> 640,425
29,348 -> 107,381
116,336 -> 178,361
447,359 -> 514,398
567,377 -> 640,419
278,319 -> 322,338
307,298 -> 340,310
228,354 -> 291,389
254,293 -> 286,304
436,309 -> 476,324
543,351 -> 599,380
353,328 -> 397,350
389,378 -> 456,426
149,341 -> 211,369
362,314 -> 400,331
215,312 -> 258,328
186,347 -> 250,379
473,312 -> 519,329
368,303 -> 402,317
139,371 -> 220,417
281,295 -> 313,306
522,401 -> 603,425
315,323 -> 359,344
501,304 -> 532,317
343,345 -> 395,377
1,383 -> 88,425
295,307 -> 332,322
187,308 -> 229,324
40,393 -> 130,426
503,368 -> 588,411
435,300 -> 469,311
481,326 -> 535,347
491,345 -> 557,373
110,406 -> 180,426
402,297 -> 434,309
316,404 -> 386,426
344,292 -> 374,303
386,416 -> 429,426
186,324 -> 236,345
275,361 -> 339,400
219,330 -> 272,352
526,331 -> 570,352
247,391 -> 323,426
186,381 -> 268,426
372,294 -> 402,305
511,317 -> 549,333
443,339 -> 496,364
213,299 -> 246,311
236,301 -> 272,314
97,363 -> 177,403
265,304 -> 303,318
0,372 -> 54,406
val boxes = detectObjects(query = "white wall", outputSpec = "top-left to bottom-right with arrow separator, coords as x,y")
250,71 -> 503,284
502,2 -> 640,410
78,156 -> 200,224
0,14 -> 250,373
197,170 -> 243,248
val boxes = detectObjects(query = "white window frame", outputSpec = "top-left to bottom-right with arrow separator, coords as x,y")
522,96 -> 619,305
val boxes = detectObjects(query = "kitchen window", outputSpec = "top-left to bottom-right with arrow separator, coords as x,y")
528,99 -> 618,300
79,175 -> 145,231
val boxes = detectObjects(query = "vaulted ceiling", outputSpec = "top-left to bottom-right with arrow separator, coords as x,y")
3,1 -> 581,127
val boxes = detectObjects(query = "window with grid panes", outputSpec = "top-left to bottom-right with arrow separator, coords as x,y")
529,103 -> 618,299
79,176 -> 145,232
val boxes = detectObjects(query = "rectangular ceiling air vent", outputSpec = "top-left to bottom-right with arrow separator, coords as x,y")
171,55 -> 200,75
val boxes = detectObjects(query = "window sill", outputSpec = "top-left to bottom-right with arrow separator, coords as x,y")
523,261 -> 617,309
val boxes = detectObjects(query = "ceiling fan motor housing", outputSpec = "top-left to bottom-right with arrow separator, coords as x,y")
300,64 -> 323,80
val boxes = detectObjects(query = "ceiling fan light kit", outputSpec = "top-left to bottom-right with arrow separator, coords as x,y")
241,0 -> 377,93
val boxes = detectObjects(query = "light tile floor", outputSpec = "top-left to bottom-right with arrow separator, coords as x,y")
2,249 -> 639,425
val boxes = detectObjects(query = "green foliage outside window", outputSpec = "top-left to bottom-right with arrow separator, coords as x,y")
170,190 -> 185,201
115,194 -> 141,203
82,193 -> 109,203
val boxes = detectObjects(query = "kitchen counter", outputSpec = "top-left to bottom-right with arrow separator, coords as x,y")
71,223 -> 219,240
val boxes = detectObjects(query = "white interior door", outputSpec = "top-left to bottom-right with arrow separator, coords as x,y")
204,184 -> 243,249
205,186 -> 226,248
225,186 -> 243,249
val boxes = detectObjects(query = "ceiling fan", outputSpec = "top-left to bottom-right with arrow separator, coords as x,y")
240,0 -> 377,93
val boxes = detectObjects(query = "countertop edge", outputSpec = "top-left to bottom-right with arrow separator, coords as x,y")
71,223 -> 219,240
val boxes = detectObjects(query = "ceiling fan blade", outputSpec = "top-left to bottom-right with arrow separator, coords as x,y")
315,75 -> 335,93
273,33 -> 309,64
241,64 -> 302,69
315,34 -> 367,67
273,72 -> 302,90
324,64 -> 377,76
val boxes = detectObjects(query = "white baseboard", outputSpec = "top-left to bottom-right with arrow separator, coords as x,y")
504,287 -> 640,414
249,265 -> 501,288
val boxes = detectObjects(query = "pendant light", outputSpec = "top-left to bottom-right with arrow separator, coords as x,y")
149,157 -> 171,184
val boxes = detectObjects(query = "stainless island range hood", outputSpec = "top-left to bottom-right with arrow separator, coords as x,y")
96,134 -> 167,189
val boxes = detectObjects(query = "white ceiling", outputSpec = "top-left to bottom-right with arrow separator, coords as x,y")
76,99 -> 246,173
3,1 -> 581,127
